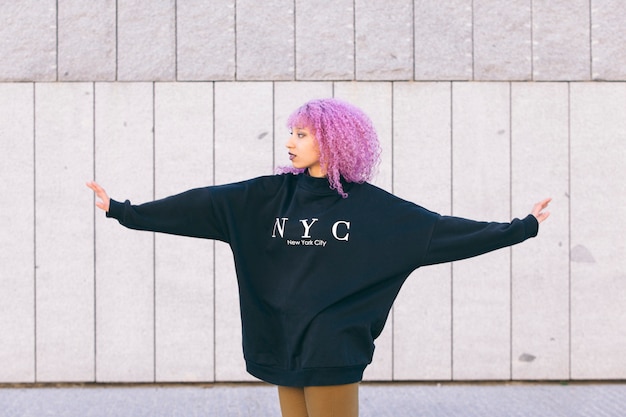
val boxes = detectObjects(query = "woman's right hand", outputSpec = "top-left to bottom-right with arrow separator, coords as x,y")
86,181 -> 110,212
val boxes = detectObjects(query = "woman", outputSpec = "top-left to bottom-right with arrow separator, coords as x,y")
87,98 -> 550,417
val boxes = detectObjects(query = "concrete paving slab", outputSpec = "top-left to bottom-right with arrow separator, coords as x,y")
0,382 -> 624,417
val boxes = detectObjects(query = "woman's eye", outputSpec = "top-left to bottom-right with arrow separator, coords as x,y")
298,133 -> 305,138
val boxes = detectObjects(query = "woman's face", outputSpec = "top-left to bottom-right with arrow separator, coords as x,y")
286,126 -> 325,177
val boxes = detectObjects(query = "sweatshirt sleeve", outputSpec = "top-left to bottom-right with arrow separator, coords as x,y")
106,187 -> 228,242
421,214 -> 539,266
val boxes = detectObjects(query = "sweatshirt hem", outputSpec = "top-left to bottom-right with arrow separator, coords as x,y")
246,361 -> 366,387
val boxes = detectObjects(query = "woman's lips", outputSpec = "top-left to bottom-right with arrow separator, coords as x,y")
289,153 -> 295,160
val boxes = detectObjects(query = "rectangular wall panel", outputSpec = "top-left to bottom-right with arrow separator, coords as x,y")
273,82 -> 334,170
355,0 -> 413,80
414,0 -> 473,80
214,82 -> 274,381
35,83 -> 95,382
58,0 -> 116,81
94,83 -> 155,382
474,0 -> 531,80
0,84 -> 35,382
334,82 -> 393,192
392,82 -> 452,380
452,82 -> 511,380
0,1 -> 56,81
117,0 -> 175,80
295,0 -> 354,80
532,0 -> 590,81
511,82 -> 570,379
591,1 -> 626,80
154,82 -> 214,382
237,0 -> 294,80
570,83 -> 626,378
334,82 -> 393,380
177,0 -> 235,80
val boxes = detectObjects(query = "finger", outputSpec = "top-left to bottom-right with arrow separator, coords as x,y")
538,197 -> 552,209
532,197 -> 551,215
86,181 -> 103,193
87,182 -> 108,200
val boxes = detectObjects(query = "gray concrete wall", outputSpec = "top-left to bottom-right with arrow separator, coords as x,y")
0,0 -> 624,383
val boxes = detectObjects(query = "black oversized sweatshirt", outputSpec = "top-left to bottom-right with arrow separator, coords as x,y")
106,173 -> 539,387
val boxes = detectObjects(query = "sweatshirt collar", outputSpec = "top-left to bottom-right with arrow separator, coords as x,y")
297,172 -> 352,196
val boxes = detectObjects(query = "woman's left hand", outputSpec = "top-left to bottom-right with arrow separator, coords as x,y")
531,198 -> 552,223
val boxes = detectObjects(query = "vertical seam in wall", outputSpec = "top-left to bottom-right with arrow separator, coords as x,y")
390,83 -> 395,380
212,82 -> 217,382
115,0 -> 119,81
509,81 -> 513,380
471,0 -> 475,81
174,0 -> 178,81
584,0 -> 593,79
567,82 -> 572,379
449,81 -> 454,380
411,0 -> 416,81
32,82 -> 38,383
55,0 -> 59,81
272,81 -> 276,172
92,82 -> 98,382
152,82 -> 157,383
293,0 -> 297,80
530,0 -> 534,80
353,0 -> 356,80
234,1 -> 238,81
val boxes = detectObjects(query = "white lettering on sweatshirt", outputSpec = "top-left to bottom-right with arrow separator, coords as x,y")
331,221 -> 350,241
271,217 -> 350,243
299,218 -> 319,238
272,217 -> 289,238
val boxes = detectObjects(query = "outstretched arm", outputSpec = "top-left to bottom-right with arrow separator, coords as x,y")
86,181 -> 110,212
85,180 -> 228,241
422,198 -> 551,266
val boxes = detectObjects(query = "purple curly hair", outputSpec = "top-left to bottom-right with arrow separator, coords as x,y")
278,98 -> 381,197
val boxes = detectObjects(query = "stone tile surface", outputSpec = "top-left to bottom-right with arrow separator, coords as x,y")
474,0 -> 532,80
532,0 -> 590,80
296,0 -> 354,80
213,82 -> 273,381
34,83 -> 95,382
591,0 -> 626,79
2,383 -> 626,417
117,0 -> 176,80
0,1 -> 56,81
58,0 -> 116,81
273,82 -> 334,169
94,83 -> 156,382
510,82 -> 570,380
237,0 -> 294,80
451,82 -> 512,379
154,83 -> 215,382
392,82 -> 453,380
0,84 -> 35,383
333,82 -> 394,381
355,0 -> 413,80
570,83 -> 626,378
177,0 -> 236,80
414,0 -> 473,80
